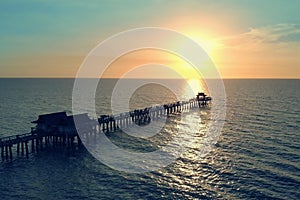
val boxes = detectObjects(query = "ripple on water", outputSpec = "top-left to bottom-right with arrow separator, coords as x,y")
0,79 -> 299,199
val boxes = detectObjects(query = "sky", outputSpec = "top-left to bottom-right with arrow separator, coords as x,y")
0,0 -> 300,78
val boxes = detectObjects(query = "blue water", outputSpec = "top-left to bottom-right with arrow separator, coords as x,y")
0,79 -> 299,199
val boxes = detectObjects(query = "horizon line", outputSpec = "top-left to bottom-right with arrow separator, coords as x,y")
0,77 -> 299,80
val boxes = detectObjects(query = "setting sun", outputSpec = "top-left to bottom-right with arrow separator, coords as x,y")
184,31 -> 221,56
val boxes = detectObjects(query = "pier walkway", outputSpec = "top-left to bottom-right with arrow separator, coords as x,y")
0,93 -> 211,161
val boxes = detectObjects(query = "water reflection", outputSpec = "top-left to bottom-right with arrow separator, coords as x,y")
182,78 -> 208,100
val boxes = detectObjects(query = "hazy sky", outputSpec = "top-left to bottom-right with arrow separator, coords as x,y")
1,0 -> 300,78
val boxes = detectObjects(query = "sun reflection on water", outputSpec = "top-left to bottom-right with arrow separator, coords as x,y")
182,78 -> 208,100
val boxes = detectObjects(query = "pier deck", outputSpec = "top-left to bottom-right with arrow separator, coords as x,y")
0,93 -> 211,161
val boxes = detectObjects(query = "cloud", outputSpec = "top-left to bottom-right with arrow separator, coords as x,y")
219,23 -> 300,50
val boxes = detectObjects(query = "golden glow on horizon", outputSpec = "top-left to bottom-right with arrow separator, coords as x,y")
102,49 -> 205,79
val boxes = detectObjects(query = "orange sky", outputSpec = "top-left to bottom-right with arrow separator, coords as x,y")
1,1 -> 300,78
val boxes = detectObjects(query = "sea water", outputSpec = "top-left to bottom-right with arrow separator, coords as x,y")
0,79 -> 299,199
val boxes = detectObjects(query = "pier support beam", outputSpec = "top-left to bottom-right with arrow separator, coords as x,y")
31,139 -> 35,153
9,145 -> 12,160
5,145 -> 8,160
25,142 -> 29,158
17,142 -> 20,155
21,142 -> 24,156
1,147 -> 4,160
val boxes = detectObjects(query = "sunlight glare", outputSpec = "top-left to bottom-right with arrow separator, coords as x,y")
183,79 -> 205,99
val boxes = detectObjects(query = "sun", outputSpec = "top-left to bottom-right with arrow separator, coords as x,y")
184,31 -> 220,57
164,18 -> 222,58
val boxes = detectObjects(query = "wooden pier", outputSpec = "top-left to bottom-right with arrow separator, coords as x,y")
0,92 -> 211,161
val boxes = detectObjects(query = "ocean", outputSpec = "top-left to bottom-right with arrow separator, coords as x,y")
0,78 -> 299,199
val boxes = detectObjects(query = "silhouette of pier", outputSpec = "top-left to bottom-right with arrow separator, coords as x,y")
0,93 -> 211,161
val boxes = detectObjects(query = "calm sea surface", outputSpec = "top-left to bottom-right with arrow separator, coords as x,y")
0,79 -> 299,199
